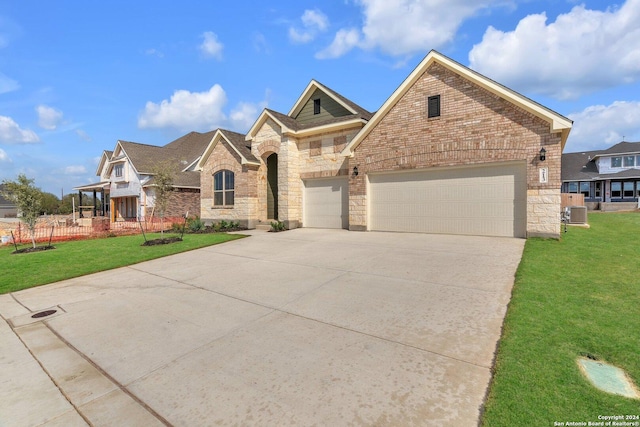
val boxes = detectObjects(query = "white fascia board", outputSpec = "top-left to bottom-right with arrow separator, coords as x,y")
288,80 -> 358,118
290,119 -> 367,138
245,110 -> 292,141
342,50 -> 573,156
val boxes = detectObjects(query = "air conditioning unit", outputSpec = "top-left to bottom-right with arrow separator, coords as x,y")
569,206 -> 587,224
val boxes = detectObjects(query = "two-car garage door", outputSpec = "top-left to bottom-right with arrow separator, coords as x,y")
368,163 -> 527,237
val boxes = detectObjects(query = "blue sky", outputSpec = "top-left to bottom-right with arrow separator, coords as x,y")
1,0 -> 639,195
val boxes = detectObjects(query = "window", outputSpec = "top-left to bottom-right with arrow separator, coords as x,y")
637,182 -> 640,198
623,181 -> 634,198
611,182 -> 622,198
624,156 -> 635,167
595,182 -> 601,198
428,95 -> 441,118
213,170 -> 234,206
568,182 -> 578,193
636,155 -> 640,167
580,182 -> 590,197
313,98 -> 321,115
611,157 -> 622,168
115,164 -> 123,178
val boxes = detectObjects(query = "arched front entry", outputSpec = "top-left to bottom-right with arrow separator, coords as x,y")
266,153 -> 278,220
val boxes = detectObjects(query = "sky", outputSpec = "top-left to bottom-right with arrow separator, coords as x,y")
1,0 -> 639,195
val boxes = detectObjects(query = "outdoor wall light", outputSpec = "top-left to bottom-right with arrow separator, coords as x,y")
539,147 -> 546,162
353,166 -> 359,176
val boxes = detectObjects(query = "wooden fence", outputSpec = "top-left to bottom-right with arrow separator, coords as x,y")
561,193 -> 584,209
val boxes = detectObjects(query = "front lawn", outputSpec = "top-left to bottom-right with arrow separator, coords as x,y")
0,232 -> 246,294
482,212 -> 640,425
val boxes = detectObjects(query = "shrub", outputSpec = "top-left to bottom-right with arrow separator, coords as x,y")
270,221 -> 286,232
187,217 -> 205,232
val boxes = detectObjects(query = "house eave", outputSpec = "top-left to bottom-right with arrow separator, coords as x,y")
342,50 -> 573,157
285,119 -> 367,138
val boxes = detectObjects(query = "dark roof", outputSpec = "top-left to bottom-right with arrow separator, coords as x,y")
593,141 -> 640,157
561,150 -> 601,181
219,129 -> 259,163
562,141 -> 640,181
265,108 -> 370,133
117,131 -> 217,189
0,184 -> 16,207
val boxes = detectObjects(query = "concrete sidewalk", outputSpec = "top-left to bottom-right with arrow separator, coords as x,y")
0,229 -> 524,426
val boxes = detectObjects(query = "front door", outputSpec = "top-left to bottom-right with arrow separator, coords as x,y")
267,153 -> 278,220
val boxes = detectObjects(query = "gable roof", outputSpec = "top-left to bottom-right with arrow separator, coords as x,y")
561,150 -> 602,181
0,184 -> 16,207
342,50 -> 573,157
562,141 -> 640,182
197,128 -> 260,170
288,80 -> 373,120
591,141 -> 640,159
108,131 -> 215,189
246,81 -> 372,140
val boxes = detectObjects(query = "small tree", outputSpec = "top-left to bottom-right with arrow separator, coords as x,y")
1,174 -> 43,248
151,163 -> 174,236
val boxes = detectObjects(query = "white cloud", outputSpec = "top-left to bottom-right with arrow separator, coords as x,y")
565,101 -> 640,152
145,48 -> 164,58
469,0 -> 640,100
0,148 -> 9,162
0,72 -> 18,94
199,31 -> 223,60
289,9 -> 329,44
319,0 -> 500,58
76,129 -> 92,142
36,105 -> 64,130
316,29 -> 361,59
138,85 -> 228,131
64,165 -> 87,175
0,116 -> 39,144
229,100 -> 268,132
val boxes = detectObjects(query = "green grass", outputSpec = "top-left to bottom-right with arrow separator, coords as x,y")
0,232 -> 246,294
482,212 -> 640,425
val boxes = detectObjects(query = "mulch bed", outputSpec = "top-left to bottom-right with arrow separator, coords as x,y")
141,237 -> 183,246
12,245 -> 56,254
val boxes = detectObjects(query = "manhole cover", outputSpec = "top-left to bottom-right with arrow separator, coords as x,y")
578,357 -> 640,399
31,309 -> 57,319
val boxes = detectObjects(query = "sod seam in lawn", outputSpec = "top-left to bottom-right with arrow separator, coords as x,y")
0,232 -> 246,294
482,212 -> 640,425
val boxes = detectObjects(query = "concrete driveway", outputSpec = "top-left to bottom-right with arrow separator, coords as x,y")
0,229 -> 524,426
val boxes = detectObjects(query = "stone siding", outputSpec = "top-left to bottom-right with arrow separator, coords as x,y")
349,62 -> 563,237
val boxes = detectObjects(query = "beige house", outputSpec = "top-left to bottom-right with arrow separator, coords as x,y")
198,50 -> 572,238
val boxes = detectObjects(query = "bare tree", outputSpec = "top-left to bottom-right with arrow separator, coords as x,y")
1,174 -> 43,248
151,163 -> 174,236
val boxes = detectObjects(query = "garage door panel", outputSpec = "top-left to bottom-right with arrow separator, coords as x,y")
369,164 -> 526,237
304,178 -> 349,229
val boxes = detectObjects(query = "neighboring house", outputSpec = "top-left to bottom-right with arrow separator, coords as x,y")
76,131 -> 214,222
562,141 -> 640,209
198,50 -> 572,238
0,184 -> 19,218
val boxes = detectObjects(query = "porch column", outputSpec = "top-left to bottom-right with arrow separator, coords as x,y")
101,189 -> 105,216
93,189 -> 97,217
78,190 -> 83,218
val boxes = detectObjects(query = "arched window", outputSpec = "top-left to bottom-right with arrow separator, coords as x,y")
213,170 -> 234,206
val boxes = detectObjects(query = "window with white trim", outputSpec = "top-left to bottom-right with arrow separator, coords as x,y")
623,156 -> 635,167
115,164 -> 123,178
213,170 -> 234,206
611,157 -> 622,168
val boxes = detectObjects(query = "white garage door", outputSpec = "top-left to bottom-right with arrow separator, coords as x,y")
304,177 -> 349,229
369,163 -> 526,237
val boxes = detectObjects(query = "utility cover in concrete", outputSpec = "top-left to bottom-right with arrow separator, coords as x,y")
578,357 -> 640,399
